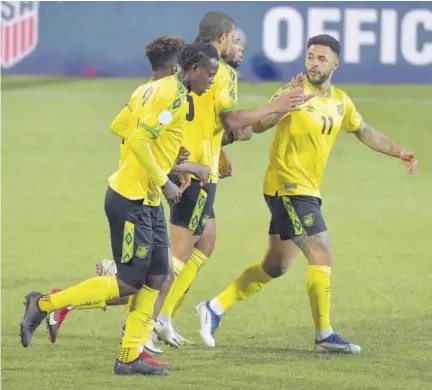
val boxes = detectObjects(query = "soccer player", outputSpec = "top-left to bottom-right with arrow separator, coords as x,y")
45,36 -> 188,343
45,36 -> 205,367
19,42 -> 221,376
196,34 -> 418,353
154,11 -> 309,348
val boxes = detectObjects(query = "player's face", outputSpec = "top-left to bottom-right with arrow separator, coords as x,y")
305,45 -> 339,85
224,40 -> 244,69
189,58 -> 219,95
220,28 -> 237,58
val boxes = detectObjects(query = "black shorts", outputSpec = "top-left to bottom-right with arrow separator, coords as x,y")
104,187 -> 170,289
169,177 -> 216,236
265,194 -> 327,241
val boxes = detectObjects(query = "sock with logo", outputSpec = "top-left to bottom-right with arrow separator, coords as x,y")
38,276 -> 119,314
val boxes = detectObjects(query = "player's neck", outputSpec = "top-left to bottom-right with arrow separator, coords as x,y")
177,71 -> 190,91
152,70 -> 172,81
306,78 -> 331,97
211,41 -> 224,56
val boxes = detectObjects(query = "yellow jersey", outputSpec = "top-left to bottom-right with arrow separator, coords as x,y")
108,75 -> 189,205
263,81 -> 363,198
110,81 -> 153,167
181,59 -> 238,183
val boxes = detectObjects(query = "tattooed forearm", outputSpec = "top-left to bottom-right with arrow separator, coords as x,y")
353,122 -> 404,157
252,113 -> 285,134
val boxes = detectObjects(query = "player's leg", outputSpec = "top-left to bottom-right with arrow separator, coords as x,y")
114,204 -> 169,376
197,194 -> 301,347
156,180 -> 215,345
197,235 -> 299,347
46,260 -> 128,344
20,187 -> 146,348
282,195 -> 360,354
171,206 -> 217,318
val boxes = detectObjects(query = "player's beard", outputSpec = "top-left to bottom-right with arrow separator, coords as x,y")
307,71 -> 329,86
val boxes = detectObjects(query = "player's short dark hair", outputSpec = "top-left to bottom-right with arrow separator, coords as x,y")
307,34 -> 340,57
198,11 -> 235,43
178,43 -> 219,71
145,36 -> 185,71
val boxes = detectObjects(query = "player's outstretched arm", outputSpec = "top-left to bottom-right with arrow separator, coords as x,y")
221,90 -> 307,132
353,122 -> 418,174
252,74 -> 314,134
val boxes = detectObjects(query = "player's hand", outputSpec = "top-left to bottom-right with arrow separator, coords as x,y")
232,127 -> 253,141
162,180 -> 182,204
176,147 -> 190,164
399,151 -> 418,175
272,88 -> 313,113
190,163 -> 211,183
219,150 -> 234,179
179,174 -> 191,192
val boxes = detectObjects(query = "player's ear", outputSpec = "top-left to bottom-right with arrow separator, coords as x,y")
192,63 -> 199,72
333,58 -> 339,71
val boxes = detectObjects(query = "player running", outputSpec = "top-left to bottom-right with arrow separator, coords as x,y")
20,42 -> 220,377
45,36 -> 247,359
45,35 -> 202,367
154,11 -> 309,348
196,34 -> 418,354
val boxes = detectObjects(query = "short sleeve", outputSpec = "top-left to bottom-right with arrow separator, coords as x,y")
342,94 -> 363,132
214,66 -> 238,116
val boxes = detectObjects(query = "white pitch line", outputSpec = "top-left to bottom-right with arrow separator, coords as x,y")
3,89 -> 432,105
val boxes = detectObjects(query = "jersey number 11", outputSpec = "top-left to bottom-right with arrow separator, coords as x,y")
321,116 -> 334,135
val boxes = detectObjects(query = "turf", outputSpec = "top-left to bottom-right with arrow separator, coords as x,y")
2,76 -> 432,390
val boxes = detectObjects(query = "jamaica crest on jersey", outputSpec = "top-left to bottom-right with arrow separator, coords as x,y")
1,1 -> 39,69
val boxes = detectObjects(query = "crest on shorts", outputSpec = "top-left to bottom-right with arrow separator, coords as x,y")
337,104 -> 344,116
303,212 -> 315,228
1,1 -> 39,69
200,214 -> 209,229
136,245 -> 150,259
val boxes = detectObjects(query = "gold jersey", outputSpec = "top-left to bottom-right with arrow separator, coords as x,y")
264,81 -> 363,198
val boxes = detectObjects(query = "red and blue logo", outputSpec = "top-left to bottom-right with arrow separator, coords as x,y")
1,1 -> 39,68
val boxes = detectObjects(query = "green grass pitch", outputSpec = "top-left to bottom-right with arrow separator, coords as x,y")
2,76 -> 432,390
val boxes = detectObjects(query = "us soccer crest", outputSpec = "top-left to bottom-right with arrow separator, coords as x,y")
1,1 -> 39,69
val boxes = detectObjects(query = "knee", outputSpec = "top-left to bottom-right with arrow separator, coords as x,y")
195,232 -> 216,257
262,261 -> 289,278
261,253 -> 292,278
116,275 -> 141,296
146,273 -> 169,290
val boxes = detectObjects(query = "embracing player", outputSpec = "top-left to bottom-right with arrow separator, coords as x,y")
20,42 -> 220,376
197,34 -> 417,353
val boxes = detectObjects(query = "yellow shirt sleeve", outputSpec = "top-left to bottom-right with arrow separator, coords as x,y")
128,88 -> 175,187
214,65 -> 238,116
268,83 -> 290,103
110,105 -> 133,138
342,93 -> 363,132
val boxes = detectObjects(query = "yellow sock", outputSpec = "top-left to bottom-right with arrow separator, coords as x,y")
161,249 -> 207,317
172,256 -> 185,277
306,265 -> 332,333
37,276 -> 119,313
74,301 -> 106,310
172,289 -> 187,317
215,263 -> 273,312
118,285 -> 158,363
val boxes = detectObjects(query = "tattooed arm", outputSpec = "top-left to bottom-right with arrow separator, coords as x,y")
252,113 -> 286,134
352,122 -> 404,157
353,122 -> 418,173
